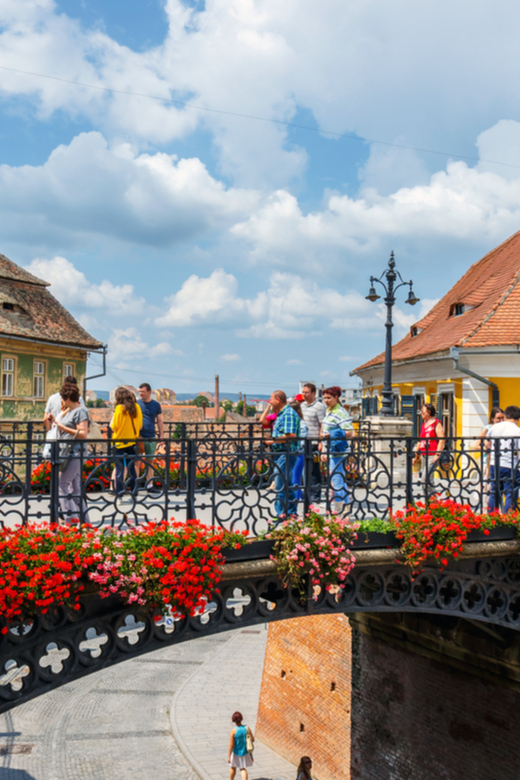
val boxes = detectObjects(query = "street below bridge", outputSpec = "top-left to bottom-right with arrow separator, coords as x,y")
0,625 -> 292,780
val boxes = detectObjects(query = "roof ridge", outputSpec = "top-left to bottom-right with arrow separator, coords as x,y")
459,265 -> 520,346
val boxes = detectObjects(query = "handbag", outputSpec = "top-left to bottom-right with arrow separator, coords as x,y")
57,441 -> 73,472
245,727 -> 254,754
42,423 -> 59,460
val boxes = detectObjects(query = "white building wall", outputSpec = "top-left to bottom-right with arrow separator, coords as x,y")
462,377 -> 488,437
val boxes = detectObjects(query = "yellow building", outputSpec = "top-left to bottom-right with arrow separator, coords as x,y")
353,231 -> 520,437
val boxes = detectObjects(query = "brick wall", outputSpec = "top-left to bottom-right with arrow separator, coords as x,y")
256,615 -> 352,780
350,623 -> 520,780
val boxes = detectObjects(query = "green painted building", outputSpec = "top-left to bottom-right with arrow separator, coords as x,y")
0,253 -> 104,421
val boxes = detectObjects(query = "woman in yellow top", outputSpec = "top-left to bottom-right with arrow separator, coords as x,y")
110,387 -> 143,494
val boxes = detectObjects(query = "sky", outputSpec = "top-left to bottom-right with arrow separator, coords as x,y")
2,0 -> 520,396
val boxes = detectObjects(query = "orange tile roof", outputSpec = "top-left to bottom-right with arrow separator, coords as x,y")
354,230 -> 520,372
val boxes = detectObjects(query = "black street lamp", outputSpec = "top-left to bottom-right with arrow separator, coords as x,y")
366,251 -> 419,417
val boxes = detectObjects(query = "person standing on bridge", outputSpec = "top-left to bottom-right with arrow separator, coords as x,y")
228,711 -> 254,780
137,383 -> 164,489
267,390 -> 301,518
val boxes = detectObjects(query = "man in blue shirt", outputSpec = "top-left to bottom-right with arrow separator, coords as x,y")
268,390 -> 300,518
137,383 -> 164,485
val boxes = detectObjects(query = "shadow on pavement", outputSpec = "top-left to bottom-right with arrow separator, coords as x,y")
0,772 -> 37,779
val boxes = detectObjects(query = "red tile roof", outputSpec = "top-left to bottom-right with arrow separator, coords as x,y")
354,230 -> 520,372
0,252 -> 103,350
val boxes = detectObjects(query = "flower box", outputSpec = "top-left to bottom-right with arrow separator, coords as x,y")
351,530 -> 398,549
223,539 -> 274,562
466,525 -> 516,543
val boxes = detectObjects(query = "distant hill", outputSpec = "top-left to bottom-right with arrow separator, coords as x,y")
91,391 -> 270,403
175,392 -> 270,403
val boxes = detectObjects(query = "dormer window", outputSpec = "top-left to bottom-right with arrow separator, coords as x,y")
450,302 -> 476,317
2,301 -> 27,315
410,326 -> 423,337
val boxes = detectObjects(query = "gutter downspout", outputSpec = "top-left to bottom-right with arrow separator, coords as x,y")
84,344 -> 108,398
450,347 -> 499,407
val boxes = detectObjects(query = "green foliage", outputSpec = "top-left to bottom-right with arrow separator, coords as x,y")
235,400 -> 256,417
193,395 -> 212,407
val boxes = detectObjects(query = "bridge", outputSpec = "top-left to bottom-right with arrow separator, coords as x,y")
1,530 -> 519,713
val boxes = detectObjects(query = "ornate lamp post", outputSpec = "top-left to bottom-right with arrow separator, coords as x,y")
366,251 -> 420,417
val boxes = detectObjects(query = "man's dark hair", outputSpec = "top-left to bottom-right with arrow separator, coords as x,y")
64,376 -> 78,386
139,383 -> 152,392
303,382 -> 316,394
505,405 -> 520,421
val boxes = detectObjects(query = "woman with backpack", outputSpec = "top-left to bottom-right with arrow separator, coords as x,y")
227,711 -> 254,780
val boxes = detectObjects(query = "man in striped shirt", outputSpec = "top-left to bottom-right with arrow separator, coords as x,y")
268,390 -> 300,518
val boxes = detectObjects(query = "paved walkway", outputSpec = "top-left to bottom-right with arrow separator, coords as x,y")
171,625 -> 294,780
0,627 -> 294,779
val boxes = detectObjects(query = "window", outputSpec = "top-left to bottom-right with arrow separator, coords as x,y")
439,392 -> 455,438
63,363 -> 75,379
2,302 -> 14,311
362,396 -> 379,417
34,361 -> 45,398
2,358 -> 14,397
410,326 -> 423,337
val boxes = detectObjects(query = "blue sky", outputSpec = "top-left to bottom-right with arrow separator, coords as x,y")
2,0 -> 520,396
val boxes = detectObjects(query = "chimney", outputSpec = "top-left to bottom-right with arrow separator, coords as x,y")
215,374 -> 220,422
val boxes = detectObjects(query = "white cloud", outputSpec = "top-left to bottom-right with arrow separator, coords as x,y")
25,255 -> 145,316
231,125 -> 520,270
0,132 -> 257,247
108,327 -> 176,365
286,358 -> 304,365
3,1 -> 520,189
156,268 -> 377,338
155,269 -> 247,327
221,353 -> 241,362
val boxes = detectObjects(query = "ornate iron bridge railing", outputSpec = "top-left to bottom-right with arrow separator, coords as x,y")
0,431 -> 518,531
0,537 -> 519,712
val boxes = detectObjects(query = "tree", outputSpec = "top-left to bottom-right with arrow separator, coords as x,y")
235,401 -> 256,417
192,395 -> 212,407
222,400 -> 233,412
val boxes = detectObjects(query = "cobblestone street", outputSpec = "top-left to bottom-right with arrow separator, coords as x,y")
0,627 -> 293,780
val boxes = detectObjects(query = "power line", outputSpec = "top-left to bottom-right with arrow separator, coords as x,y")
1,64 -> 519,170
86,360 -> 331,390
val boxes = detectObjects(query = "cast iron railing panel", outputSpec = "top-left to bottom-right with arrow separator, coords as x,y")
0,433 -> 517,531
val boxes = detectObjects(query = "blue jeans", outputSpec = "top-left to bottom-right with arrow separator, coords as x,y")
488,465 -> 519,512
114,444 -> 137,494
292,453 -> 304,500
329,455 -> 348,503
273,452 -> 297,517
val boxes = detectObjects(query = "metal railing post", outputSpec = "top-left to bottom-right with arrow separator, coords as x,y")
493,438 -> 501,511
303,438 -> 313,516
405,437 -> 414,507
186,438 -> 196,519
24,425 -> 33,526
180,424 -> 187,491
49,439 -> 60,524
164,438 -> 170,521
